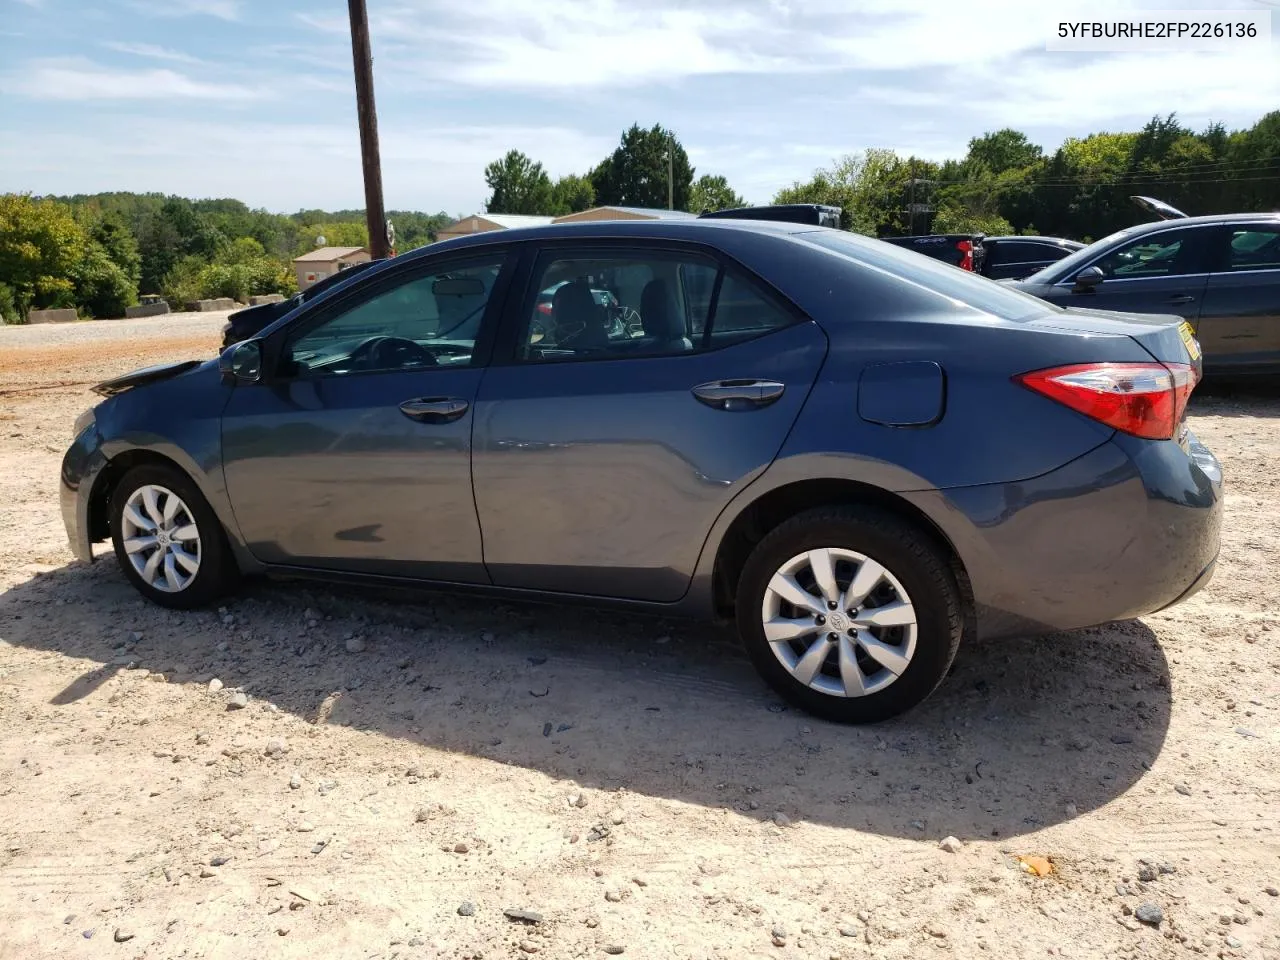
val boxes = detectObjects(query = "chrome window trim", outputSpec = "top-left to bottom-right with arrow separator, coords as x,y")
1054,271 -> 1210,289
1210,266 -> 1280,278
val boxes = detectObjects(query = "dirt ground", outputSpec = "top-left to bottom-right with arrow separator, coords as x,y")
1,316 -> 1278,960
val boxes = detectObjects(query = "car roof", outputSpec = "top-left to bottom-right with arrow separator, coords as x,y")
411,217 -> 810,259
985,235 -> 1082,245
1121,212 -> 1280,235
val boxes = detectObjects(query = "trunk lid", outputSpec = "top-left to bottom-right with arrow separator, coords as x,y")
1130,195 -> 1189,220
1026,306 -> 1202,377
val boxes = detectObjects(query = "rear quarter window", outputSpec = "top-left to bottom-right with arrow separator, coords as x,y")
798,230 -> 1058,322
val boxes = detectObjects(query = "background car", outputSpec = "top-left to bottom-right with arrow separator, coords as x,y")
1010,212 -> 1280,375
64,217 -> 1220,724
878,233 -> 985,272
980,236 -> 1084,280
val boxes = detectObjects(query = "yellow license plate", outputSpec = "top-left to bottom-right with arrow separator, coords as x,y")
1178,321 -> 1201,362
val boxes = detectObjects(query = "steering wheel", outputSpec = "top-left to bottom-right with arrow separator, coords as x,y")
350,336 -> 436,371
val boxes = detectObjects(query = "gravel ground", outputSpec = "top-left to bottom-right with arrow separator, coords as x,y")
0,318 -> 1278,960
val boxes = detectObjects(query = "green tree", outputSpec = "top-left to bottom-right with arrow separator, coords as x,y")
136,197 -> 224,293
73,241 -> 137,318
688,174 -> 745,213
388,210 -> 453,250
590,124 -> 694,210
0,194 -> 86,316
484,150 -> 555,215
774,150 -> 929,235
88,211 -> 142,286
0,282 -> 18,324
295,221 -> 368,253
550,174 -> 595,215
220,236 -> 268,264
964,129 -> 1043,176
774,162 -> 863,231
159,255 -> 206,308
930,205 -> 1013,236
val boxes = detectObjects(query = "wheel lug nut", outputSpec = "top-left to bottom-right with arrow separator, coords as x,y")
827,601 -> 837,610
827,632 -> 838,641
847,628 -> 857,637
815,615 -> 826,625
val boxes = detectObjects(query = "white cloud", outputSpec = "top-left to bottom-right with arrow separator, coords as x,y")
969,48 -> 1280,129
126,0 -> 242,20
0,119 -> 612,214
101,41 -> 203,64
2,59 -> 262,100
295,12 -> 349,34
302,0 -> 1280,91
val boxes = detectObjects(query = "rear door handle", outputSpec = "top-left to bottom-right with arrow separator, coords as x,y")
399,397 -> 469,423
1167,294 -> 1196,305
691,379 -> 785,411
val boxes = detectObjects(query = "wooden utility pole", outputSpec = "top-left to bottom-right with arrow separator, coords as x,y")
348,0 -> 390,259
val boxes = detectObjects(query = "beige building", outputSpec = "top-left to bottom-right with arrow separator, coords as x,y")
435,214 -> 554,242
552,206 -> 696,224
292,246 -> 372,289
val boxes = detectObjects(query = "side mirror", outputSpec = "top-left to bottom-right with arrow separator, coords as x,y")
219,340 -> 262,383
1073,265 -> 1105,291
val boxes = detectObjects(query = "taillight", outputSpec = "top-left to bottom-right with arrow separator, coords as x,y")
1015,362 -> 1198,440
956,239 -> 974,271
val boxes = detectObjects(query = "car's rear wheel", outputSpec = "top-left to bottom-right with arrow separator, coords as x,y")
109,464 -> 236,609
735,506 -> 962,724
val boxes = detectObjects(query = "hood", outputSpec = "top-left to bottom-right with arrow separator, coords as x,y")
91,359 -> 203,397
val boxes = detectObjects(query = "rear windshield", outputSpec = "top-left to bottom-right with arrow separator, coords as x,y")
797,230 -> 1059,321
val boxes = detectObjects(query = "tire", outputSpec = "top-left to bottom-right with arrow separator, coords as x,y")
109,463 -> 237,609
735,506 -> 962,724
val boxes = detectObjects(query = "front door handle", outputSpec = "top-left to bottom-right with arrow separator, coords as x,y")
1167,294 -> 1196,305
691,379 -> 785,411
399,397 -> 469,423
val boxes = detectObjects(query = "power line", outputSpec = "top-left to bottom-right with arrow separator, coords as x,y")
922,161 -> 1280,188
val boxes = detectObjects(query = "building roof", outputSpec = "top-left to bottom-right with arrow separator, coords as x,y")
475,214 -> 556,229
293,246 -> 368,263
554,206 -> 697,221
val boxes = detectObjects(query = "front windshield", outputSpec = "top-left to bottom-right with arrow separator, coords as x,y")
1022,227 -> 1136,283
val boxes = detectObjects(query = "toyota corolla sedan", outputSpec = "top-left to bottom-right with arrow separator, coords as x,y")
61,218 -> 1222,723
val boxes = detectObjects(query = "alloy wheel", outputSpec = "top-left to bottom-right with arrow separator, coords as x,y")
760,548 -> 918,698
120,484 -> 202,593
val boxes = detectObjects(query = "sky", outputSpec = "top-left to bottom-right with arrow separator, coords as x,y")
1,0 -> 1278,216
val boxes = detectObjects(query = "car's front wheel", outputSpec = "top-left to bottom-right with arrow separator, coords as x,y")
736,506 -> 962,724
109,464 -> 236,609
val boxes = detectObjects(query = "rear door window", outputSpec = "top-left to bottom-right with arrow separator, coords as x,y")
1223,225 -> 1280,272
514,248 -> 798,363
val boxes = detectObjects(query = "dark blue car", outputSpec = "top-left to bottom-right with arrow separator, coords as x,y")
60,218 -> 1222,723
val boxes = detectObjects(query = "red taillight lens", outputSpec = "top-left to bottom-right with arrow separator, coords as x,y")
1015,362 -> 1197,440
955,239 -> 974,271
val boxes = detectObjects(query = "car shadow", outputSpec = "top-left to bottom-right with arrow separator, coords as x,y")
0,560 -> 1172,841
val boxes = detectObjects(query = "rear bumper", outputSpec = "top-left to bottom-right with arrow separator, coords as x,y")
905,431 -> 1222,639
